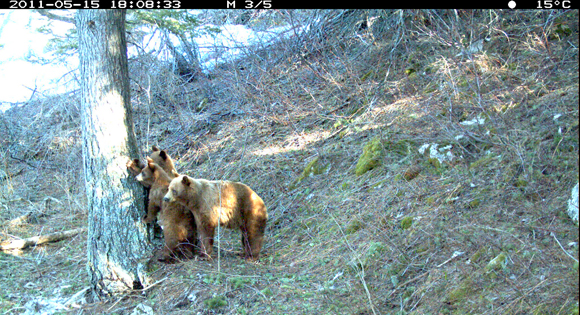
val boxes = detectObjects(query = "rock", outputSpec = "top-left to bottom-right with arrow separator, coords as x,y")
131,303 -> 154,315
418,143 -> 455,166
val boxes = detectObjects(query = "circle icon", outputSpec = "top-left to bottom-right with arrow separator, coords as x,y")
508,0 -> 516,8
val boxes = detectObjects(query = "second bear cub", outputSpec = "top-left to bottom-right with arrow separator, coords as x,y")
136,158 -> 197,262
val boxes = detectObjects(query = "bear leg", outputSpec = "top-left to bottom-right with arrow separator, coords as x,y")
241,219 -> 265,260
196,224 -> 215,260
157,216 -> 193,263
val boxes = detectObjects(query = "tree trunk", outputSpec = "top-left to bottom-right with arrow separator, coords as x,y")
76,10 -> 153,298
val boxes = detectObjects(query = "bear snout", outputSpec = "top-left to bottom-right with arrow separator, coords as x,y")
163,195 -> 171,203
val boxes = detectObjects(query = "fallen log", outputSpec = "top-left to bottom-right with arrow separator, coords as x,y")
0,228 -> 85,251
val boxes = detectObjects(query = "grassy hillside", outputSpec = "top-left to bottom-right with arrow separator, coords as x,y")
1,10 -> 578,314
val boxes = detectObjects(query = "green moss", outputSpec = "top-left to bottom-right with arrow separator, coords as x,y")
468,199 -> 480,209
428,157 -> 441,169
261,287 -> 273,297
361,70 -> 373,81
386,139 -> 416,156
469,153 -> 497,170
289,156 -> 329,189
346,219 -> 365,234
446,277 -> 475,304
426,196 -> 436,205
300,157 -> 327,178
204,296 -> 227,309
554,23 -> 572,37
401,217 -> 413,230
470,247 -> 488,264
485,253 -> 507,277
230,277 -> 255,289
514,176 -> 528,188
355,137 -> 383,176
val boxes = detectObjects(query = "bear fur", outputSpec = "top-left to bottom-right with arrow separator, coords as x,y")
149,145 -> 177,176
163,175 -> 268,261
127,146 -> 179,223
126,158 -> 145,177
135,158 -> 197,262
126,146 -> 177,186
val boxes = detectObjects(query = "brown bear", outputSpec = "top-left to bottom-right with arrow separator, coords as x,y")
126,146 -> 177,183
163,175 -> 268,261
135,158 -> 197,262
149,145 -> 177,176
127,146 -> 179,223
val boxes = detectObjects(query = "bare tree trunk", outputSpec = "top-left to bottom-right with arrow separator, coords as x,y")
76,10 -> 153,298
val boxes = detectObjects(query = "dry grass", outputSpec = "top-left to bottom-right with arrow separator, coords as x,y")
1,9 -> 578,314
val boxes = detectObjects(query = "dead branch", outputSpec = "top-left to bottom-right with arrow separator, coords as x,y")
0,228 -> 85,251
7,211 -> 46,227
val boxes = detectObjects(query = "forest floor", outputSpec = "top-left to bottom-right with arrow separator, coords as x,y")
1,10 -> 578,315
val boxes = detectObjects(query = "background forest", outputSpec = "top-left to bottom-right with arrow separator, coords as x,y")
0,9 -> 578,315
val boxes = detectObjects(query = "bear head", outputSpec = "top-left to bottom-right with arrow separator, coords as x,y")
135,157 -> 160,188
150,145 -> 176,175
163,175 -> 197,206
126,158 -> 145,177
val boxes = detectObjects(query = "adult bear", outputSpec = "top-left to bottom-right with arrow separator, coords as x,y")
163,175 -> 268,261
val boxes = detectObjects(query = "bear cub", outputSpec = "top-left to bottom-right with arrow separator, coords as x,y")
164,175 -> 268,261
135,158 -> 198,262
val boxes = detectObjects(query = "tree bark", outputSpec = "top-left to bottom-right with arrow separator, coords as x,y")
76,10 -> 153,298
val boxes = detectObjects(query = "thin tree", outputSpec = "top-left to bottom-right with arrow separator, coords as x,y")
76,10 -> 153,297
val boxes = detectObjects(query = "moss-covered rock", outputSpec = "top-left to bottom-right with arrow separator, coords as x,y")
355,136 -> 383,176
468,199 -> 481,209
445,277 -> 475,304
485,253 -> 507,278
345,219 -> 365,234
289,156 -> 330,189
204,296 -> 227,309
403,165 -> 422,181
401,216 -> 413,230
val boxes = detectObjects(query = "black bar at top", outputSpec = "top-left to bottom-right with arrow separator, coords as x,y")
4,0 -> 578,10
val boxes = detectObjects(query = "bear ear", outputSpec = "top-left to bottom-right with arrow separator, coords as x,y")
146,157 -> 155,169
152,145 -> 159,152
159,150 -> 168,160
182,175 -> 191,186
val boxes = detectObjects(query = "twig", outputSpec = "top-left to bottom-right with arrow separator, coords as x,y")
387,271 -> 430,298
217,180 -> 223,274
7,212 -> 41,227
551,232 -> 578,263
500,278 -> 549,313
63,286 -> 91,307
436,251 -> 464,268
135,276 -> 168,291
